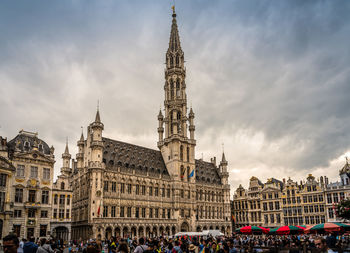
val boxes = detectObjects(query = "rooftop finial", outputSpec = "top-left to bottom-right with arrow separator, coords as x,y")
97,99 -> 99,111
172,5 -> 176,17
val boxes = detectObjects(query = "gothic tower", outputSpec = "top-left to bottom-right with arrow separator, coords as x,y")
61,140 -> 72,176
158,7 -> 196,183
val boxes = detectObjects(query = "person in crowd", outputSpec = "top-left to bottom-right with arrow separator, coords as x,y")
86,243 -> 101,253
23,237 -> 38,253
188,244 -> 197,253
3,234 -> 20,253
134,238 -> 147,253
18,239 -> 27,253
36,238 -> 54,253
117,242 -> 129,253
326,233 -> 336,249
226,239 -> 237,253
315,237 -> 335,253
172,240 -> 182,253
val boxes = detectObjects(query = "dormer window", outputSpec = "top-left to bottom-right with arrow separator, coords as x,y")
24,141 -> 30,151
38,144 -> 43,152
61,182 -> 65,190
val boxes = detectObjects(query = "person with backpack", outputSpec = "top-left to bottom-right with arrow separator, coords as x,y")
134,238 -> 147,253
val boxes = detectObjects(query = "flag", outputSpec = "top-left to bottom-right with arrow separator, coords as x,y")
97,205 -> 101,217
189,169 -> 194,178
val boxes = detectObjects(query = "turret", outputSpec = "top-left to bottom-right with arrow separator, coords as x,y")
89,108 -> 104,165
61,140 -> 72,176
220,152 -> 229,184
76,130 -> 85,169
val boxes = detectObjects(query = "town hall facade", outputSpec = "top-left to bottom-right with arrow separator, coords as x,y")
70,9 -> 232,240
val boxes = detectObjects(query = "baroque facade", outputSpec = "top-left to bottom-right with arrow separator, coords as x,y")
233,162 -> 350,228
0,130 -> 55,239
71,9 -> 231,240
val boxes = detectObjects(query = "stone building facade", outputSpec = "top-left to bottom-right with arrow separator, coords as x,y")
71,9 -> 231,240
232,185 -> 249,228
50,142 -> 73,242
260,178 -> 283,228
325,160 -> 350,222
281,178 -> 303,226
3,130 -> 55,239
232,168 -> 350,228
0,137 -> 16,239
299,174 -> 326,225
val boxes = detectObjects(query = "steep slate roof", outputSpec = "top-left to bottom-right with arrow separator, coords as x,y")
195,159 -> 222,185
102,137 -> 169,177
102,137 -> 222,185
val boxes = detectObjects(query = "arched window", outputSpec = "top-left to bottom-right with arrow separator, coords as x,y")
61,182 -> 65,190
170,57 -> 173,67
176,55 -> 179,66
177,111 -> 181,120
180,146 -> 183,161
176,79 -> 180,97
38,144 -> 43,152
187,147 -> 190,162
170,80 -> 174,99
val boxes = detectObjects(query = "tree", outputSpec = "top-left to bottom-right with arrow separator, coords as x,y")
336,199 -> 350,220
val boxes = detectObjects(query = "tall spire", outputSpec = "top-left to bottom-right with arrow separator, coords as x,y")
166,6 -> 184,71
168,6 -> 182,54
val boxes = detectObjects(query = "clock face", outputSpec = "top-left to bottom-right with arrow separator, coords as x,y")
96,190 -> 101,197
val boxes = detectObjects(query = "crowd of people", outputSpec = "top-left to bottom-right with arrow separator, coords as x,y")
2,233 -> 350,253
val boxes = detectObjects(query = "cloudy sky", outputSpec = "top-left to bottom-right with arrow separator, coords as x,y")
1,0 -> 350,194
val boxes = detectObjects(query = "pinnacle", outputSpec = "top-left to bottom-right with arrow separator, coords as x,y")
221,152 -> 227,163
95,109 -> 101,123
80,132 -> 84,142
64,141 -> 69,155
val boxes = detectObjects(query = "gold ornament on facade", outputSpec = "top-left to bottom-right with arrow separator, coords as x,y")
30,179 -> 36,186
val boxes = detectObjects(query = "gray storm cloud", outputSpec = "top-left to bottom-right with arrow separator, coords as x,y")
0,0 -> 349,193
